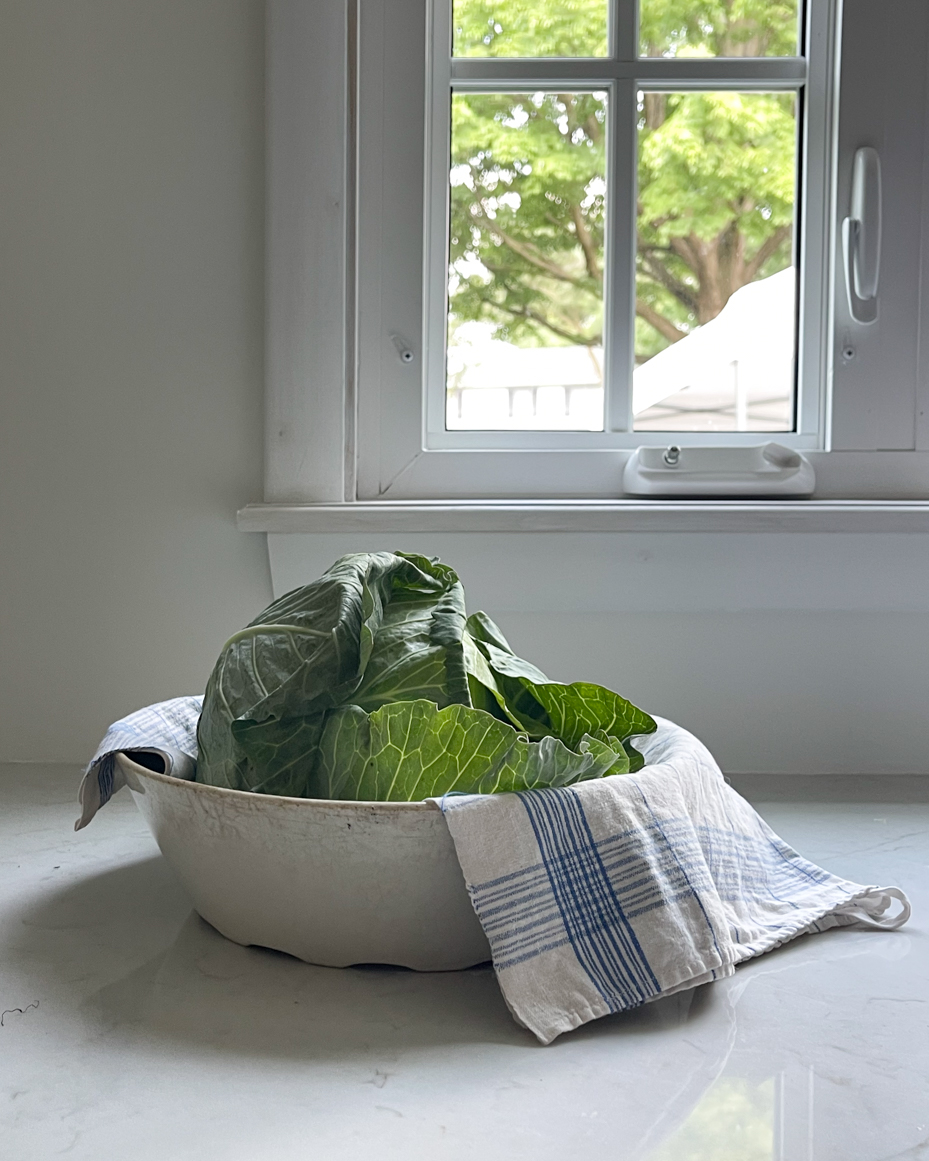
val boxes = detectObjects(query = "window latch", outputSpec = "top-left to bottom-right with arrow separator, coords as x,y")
390,333 -> 415,364
842,147 -> 881,325
623,443 -> 815,498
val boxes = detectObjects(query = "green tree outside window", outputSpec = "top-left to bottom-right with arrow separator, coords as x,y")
449,0 -> 799,367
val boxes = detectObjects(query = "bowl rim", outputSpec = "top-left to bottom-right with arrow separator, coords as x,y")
114,750 -> 437,811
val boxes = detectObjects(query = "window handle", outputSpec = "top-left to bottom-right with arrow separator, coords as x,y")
842,147 -> 881,325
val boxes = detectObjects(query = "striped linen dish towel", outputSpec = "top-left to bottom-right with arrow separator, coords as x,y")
76,696 -> 203,831
438,717 -> 910,1044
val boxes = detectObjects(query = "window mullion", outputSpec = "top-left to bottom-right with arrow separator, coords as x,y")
603,77 -> 636,433
606,0 -> 637,435
797,0 -> 837,443
424,0 -> 453,438
611,0 -> 636,60
449,59 -> 808,85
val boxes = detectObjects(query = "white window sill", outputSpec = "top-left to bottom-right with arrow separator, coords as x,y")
238,500 -> 929,535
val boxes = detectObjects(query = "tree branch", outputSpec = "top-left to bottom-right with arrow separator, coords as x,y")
638,251 -> 698,313
486,298 -> 601,346
635,299 -> 688,345
668,234 -> 702,276
584,111 -> 603,145
743,225 -> 792,283
569,205 -> 602,282
474,206 -> 589,288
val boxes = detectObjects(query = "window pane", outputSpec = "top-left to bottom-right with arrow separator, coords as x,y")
446,91 -> 607,431
452,0 -> 608,59
639,0 -> 800,58
634,91 -> 797,432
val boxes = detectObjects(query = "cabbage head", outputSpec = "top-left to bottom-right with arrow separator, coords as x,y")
195,552 -> 655,800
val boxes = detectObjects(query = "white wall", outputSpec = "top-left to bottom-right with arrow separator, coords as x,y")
0,1 -> 273,763
3,1 -> 929,777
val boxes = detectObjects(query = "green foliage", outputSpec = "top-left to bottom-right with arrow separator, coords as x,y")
449,91 -> 606,348
196,552 -> 655,800
648,1077 -> 776,1161
453,0 -> 608,57
636,90 -> 796,343
639,0 -> 798,58
448,0 -> 798,361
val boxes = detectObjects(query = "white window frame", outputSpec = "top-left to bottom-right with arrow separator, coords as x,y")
262,0 -> 929,511
422,4 -> 825,452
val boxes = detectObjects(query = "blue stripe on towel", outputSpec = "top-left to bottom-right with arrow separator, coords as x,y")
96,754 -> 115,806
516,787 -> 660,1010
466,809 -> 716,978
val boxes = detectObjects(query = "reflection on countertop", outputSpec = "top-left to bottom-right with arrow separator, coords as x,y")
1,765 -> 926,1161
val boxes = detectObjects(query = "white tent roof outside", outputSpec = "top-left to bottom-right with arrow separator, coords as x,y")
446,268 -> 796,430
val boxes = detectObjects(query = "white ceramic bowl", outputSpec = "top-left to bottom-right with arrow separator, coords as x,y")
118,753 -> 490,971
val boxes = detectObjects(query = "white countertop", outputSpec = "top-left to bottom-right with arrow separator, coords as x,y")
2,765 -> 927,1160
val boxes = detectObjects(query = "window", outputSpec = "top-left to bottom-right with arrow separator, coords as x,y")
264,0 -> 929,506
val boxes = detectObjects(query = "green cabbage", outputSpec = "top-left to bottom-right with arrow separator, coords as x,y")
195,552 -> 656,800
